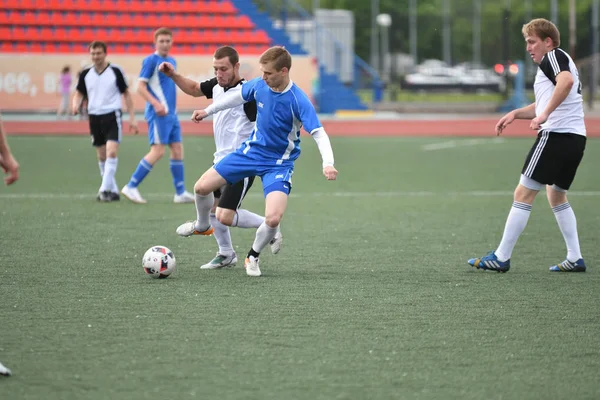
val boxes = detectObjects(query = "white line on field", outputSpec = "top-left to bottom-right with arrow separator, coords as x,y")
1,190 -> 600,200
422,137 -> 505,151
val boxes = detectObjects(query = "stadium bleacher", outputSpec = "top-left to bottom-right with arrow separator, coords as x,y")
0,0 -> 273,54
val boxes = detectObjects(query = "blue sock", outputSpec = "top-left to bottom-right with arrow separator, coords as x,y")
127,159 -> 153,188
170,159 -> 185,195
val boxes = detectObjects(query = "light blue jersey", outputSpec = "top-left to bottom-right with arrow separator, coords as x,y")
239,77 -> 322,163
138,53 -> 177,119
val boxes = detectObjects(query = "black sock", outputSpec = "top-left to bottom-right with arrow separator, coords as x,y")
247,248 -> 260,259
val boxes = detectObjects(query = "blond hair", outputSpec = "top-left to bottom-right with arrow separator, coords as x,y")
259,46 -> 292,71
522,18 -> 560,47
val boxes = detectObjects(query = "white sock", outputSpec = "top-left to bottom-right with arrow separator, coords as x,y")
98,161 -> 105,177
251,222 -> 279,254
552,202 -> 582,262
194,192 -> 214,231
233,209 -> 265,228
210,214 -> 234,255
100,157 -> 118,192
111,175 -> 119,194
495,201 -> 532,262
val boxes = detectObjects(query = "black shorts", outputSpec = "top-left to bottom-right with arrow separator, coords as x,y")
214,176 -> 255,210
521,130 -> 586,190
88,111 -> 122,147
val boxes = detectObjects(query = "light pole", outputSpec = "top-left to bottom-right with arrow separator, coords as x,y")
473,0 -> 481,65
377,13 -> 392,82
442,0 -> 451,65
409,0 -> 417,64
371,0 -> 380,73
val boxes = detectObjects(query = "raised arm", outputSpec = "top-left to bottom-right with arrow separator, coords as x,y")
159,62 -> 205,98
191,85 -> 247,122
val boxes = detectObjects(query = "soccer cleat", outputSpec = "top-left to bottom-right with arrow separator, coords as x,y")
467,251 -> 511,273
200,253 -> 238,269
121,185 -> 147,204
549,258 -> 586,272
176,220 -> 214,237
244,256 -> 261,277
0,361 -> 11,376
109,192 -> 120,201
174,191 -> 195,204
269,230 -> 283,254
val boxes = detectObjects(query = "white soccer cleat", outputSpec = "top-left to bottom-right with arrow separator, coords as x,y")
244,256 -> 261,277
269,230 -> 283,254
176,220 -> 214,237
0,361 -> 11,376
200,253 -> 238,269
174,191 -> 195,204
121,185 -> 147,204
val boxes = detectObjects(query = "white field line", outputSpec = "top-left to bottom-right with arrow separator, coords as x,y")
1,190 -> 600,200
422,137 -> 505,151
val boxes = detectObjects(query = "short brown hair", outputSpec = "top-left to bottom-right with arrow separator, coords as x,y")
522,18 -> 560,47
89,41 -> 107,53
214,46 -> 239,66
259,46 -> 292,71
154,27 -> 173,40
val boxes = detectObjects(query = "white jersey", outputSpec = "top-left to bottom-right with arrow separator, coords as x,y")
200,78 -> 257,163
76,63 -> 128,115
534,48 -> 586,136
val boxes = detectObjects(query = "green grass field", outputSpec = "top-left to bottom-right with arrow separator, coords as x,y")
1,135 -> 599,400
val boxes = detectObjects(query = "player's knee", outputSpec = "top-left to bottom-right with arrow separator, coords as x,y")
265,214 -> 282,228
194,180 -> 211,196
150,145 -> 166,159
216,210 -> 235,226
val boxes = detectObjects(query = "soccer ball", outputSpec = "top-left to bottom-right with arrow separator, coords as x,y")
142,246 -> 176,279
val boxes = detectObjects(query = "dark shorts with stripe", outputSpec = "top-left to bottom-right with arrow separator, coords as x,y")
521,130 -> 586,190
88,110 -> 122,147
214,176 -> 255,210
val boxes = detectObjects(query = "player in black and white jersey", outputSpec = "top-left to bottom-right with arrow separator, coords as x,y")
468,18 -> 587,273
159,46 -> 282,269
72,41 -> 139,202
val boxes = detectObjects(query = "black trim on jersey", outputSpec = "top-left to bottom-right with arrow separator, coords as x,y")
111,65 -> 129,94
243,100 -> 257,122
540,48 -> 571,85
200,77 -> 218,98
76,68 -> 91,96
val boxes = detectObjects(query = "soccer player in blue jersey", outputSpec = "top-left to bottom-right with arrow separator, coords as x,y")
121,27 -> 194,204
177,46 -> 338,277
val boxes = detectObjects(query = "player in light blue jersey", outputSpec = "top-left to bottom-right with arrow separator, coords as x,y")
121,27 -> 194,204
177,46 -> 338,277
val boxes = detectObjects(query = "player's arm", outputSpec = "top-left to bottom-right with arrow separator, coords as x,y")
495,103 -> 536,135
138,57 -> 167,116
0,112 -> 20,185
531,50 -> 574,129
72,70 -> 87,115
159,62 -> 205,98
136,81 -> 166,116
540,71 -> 574,118
512,103 -> 536,119
192,77 -> 256,122
295,93 -> 337,180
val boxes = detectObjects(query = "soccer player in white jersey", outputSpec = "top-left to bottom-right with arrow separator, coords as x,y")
181,46 -> 338,277
121,28 -> 195,204
160,46 -> 282,269
468,18 -> 587,273
72,41 -> 139,202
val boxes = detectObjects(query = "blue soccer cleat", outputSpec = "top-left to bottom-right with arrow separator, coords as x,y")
467,251 -> 511,273
549,258 -> 586,272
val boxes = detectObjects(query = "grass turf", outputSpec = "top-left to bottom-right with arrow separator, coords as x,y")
1,135 -> 599,399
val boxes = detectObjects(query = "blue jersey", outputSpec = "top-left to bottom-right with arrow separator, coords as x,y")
138,53 -> 177,118
240,77 -> 322,163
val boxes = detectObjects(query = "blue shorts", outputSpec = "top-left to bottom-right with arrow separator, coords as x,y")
214,151 -> 294,197
147,114 -> 181,145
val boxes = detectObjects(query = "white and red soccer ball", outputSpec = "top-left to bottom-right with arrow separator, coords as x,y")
142,246 -> 176,279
